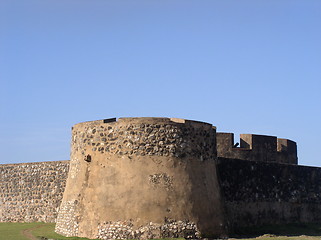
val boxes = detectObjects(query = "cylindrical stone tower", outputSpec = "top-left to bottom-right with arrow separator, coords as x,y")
55,117 -> 227,239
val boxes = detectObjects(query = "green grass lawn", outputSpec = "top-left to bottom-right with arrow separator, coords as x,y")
0,222 -> 96,240
230,223 -> 321,240
229,235 -> 321,240
31,223 -> 98,240
0,222 -> 44,240
1,222 -> 321,240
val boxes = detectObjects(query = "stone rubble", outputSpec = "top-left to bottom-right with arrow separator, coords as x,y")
96,219 -> 201,240
72,122 -> 215,162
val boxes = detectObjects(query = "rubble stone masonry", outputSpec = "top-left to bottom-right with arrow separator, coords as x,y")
0,161 -> 69,223
217,158 -> 321,230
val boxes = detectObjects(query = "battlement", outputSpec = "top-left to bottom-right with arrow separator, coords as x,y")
217,132 -> 298,164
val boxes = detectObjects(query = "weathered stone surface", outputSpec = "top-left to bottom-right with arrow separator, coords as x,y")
96,219 -> 201,240
0,161 -> 69,223
70,118 -> 215,160
217,158 -> 321,230
55,117 -> 227,239
216,133 -> 298,164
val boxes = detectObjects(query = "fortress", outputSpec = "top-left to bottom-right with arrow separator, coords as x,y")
1,117 -> 321,239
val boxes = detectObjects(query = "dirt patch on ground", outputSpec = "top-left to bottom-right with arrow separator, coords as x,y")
21,224 -> 46,240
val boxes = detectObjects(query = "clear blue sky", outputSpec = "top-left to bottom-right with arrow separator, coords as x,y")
1,0 -> 320,166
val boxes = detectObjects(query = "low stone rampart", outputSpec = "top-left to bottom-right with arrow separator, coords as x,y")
2,157 -> 321,234
217,158 -> 321,230
0,161 -> 69,222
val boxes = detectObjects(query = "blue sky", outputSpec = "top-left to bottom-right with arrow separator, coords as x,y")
0,0 -> 320,166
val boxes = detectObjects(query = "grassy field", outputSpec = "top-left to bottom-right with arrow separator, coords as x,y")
0,222 -> 43,240
0,222 -> 96,240
1,222 -> 321,240
229,223 -> 321,240
231,236 -> 321,240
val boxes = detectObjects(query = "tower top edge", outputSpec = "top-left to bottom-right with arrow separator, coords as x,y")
72,117 -> 213,128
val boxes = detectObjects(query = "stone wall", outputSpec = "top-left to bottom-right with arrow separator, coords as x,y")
0,161 -> 69,223
217,133 -> 297,164
55,117 -> 227,239
217,158 -> 321,230
1,117 -> 318,240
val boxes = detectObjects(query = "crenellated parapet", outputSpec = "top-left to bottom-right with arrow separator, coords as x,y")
217,133 -> 297,164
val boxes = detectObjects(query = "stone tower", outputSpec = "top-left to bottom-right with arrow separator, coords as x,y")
55,117 -> 227,239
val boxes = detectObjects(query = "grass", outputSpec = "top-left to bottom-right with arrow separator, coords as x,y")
230,223 -> 321,240
231,236 -> 321,240
1,222 -> 321,240
0,222 -> 97,240
31,223 -> 98,240
0,222 -> 44,240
